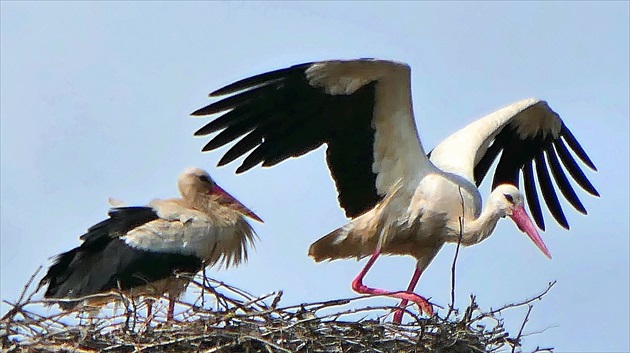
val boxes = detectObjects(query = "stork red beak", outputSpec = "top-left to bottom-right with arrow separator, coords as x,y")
509,205 -> 552,259
212,184 -> 264,223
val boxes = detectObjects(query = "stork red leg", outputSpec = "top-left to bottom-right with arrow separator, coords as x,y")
146,300 -> 153,319
167,298 -> 175,321
351,248 -> 433,317
145,298 -> 155,324
392,264 -> 425,323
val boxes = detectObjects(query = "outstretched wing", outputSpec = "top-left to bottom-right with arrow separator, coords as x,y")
192,59 -> 430,218
430,98 -> 598,230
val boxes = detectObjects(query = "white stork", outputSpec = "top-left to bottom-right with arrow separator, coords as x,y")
191,59 -> 598,323
38,167 -> 262,320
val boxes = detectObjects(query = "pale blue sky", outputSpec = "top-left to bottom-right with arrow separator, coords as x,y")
1,2 -> 628,351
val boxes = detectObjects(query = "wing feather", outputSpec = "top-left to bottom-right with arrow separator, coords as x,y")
432,99 -> 598,231
201,116 -> 258,151
219,130 -> 264,166
561,125 -> 597,170
473,136 -> 503,186
209,63 -> 313,96
195,106 -> 259,136
523,162 -> 545,230
534,151 -> 569,229
546,146 -> 587,214
80,206 -> 159,245
553,138 -> 599,196
192,60 -> 426,218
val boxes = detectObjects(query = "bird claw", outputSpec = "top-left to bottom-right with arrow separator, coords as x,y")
391,291 -> 434,323
417,298 -> 434,316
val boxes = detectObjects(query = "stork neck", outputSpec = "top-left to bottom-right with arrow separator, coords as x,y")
199,194 -> 223,214
456,203 -> 503,246
180,187 -> 214,214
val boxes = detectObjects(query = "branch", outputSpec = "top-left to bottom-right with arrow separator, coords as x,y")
2,265 -> 556,352
486,281 -> 556,317
447,186 -> 466,320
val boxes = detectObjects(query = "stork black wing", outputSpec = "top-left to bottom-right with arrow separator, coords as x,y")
192,63 -> 381,218
80,206 -> 160,246
39,206 -> 201,307
474,118 -> 598,230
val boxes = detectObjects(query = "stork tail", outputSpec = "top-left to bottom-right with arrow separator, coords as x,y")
308,223 -> 374,262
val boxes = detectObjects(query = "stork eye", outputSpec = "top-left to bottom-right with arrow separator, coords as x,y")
503,194 -> 514,203
198,175 -> 212,184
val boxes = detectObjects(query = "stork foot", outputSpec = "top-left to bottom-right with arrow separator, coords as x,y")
392,302 -> 432,323
390,291 -> 433,319
352,278 -> 433,319
350,249 -> 433,323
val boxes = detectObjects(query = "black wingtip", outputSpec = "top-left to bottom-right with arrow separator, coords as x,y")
219,154 -> 245,169
194,124 -> 213,137
522,163 -> 546,231
554,139 -> 599,197
191,103 -> 230,117
209,63 -> 312,97
556,215 -> 570,230
546,147 -> 588,215
191,105 -> 216,116
235,164 -> 248,174
535,152 -> 570,230
191,108 -> 207,116
561,125 -> 598,171
217,156 -> 232,167
201,140 -> 220,152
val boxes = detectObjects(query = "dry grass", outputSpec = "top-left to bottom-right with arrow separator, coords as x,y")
1,267 -> 555,353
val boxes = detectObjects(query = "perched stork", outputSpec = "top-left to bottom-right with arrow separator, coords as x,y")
191,59 -> 598,322
38,167 -> 262,320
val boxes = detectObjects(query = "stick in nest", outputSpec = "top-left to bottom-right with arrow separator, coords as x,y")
2,267 -> 557,353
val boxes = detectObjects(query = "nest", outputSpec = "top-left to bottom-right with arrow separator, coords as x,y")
1,267 -> 555,353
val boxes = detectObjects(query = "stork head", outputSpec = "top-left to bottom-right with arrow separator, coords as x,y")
491,184 -> 551,259
179,167 -> 263,223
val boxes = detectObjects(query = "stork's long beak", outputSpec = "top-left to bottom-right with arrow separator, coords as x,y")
509,205 -> 552,259
212,184 -> 264,223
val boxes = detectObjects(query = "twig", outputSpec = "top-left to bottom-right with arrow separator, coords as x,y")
520,325 -> 558,337
1,266 -> 42,321
447,186 -> 466,320
511,304 -> 534,353
241,334 -> 293,353
487,281 -> 556,316
1,266 -> 556,352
